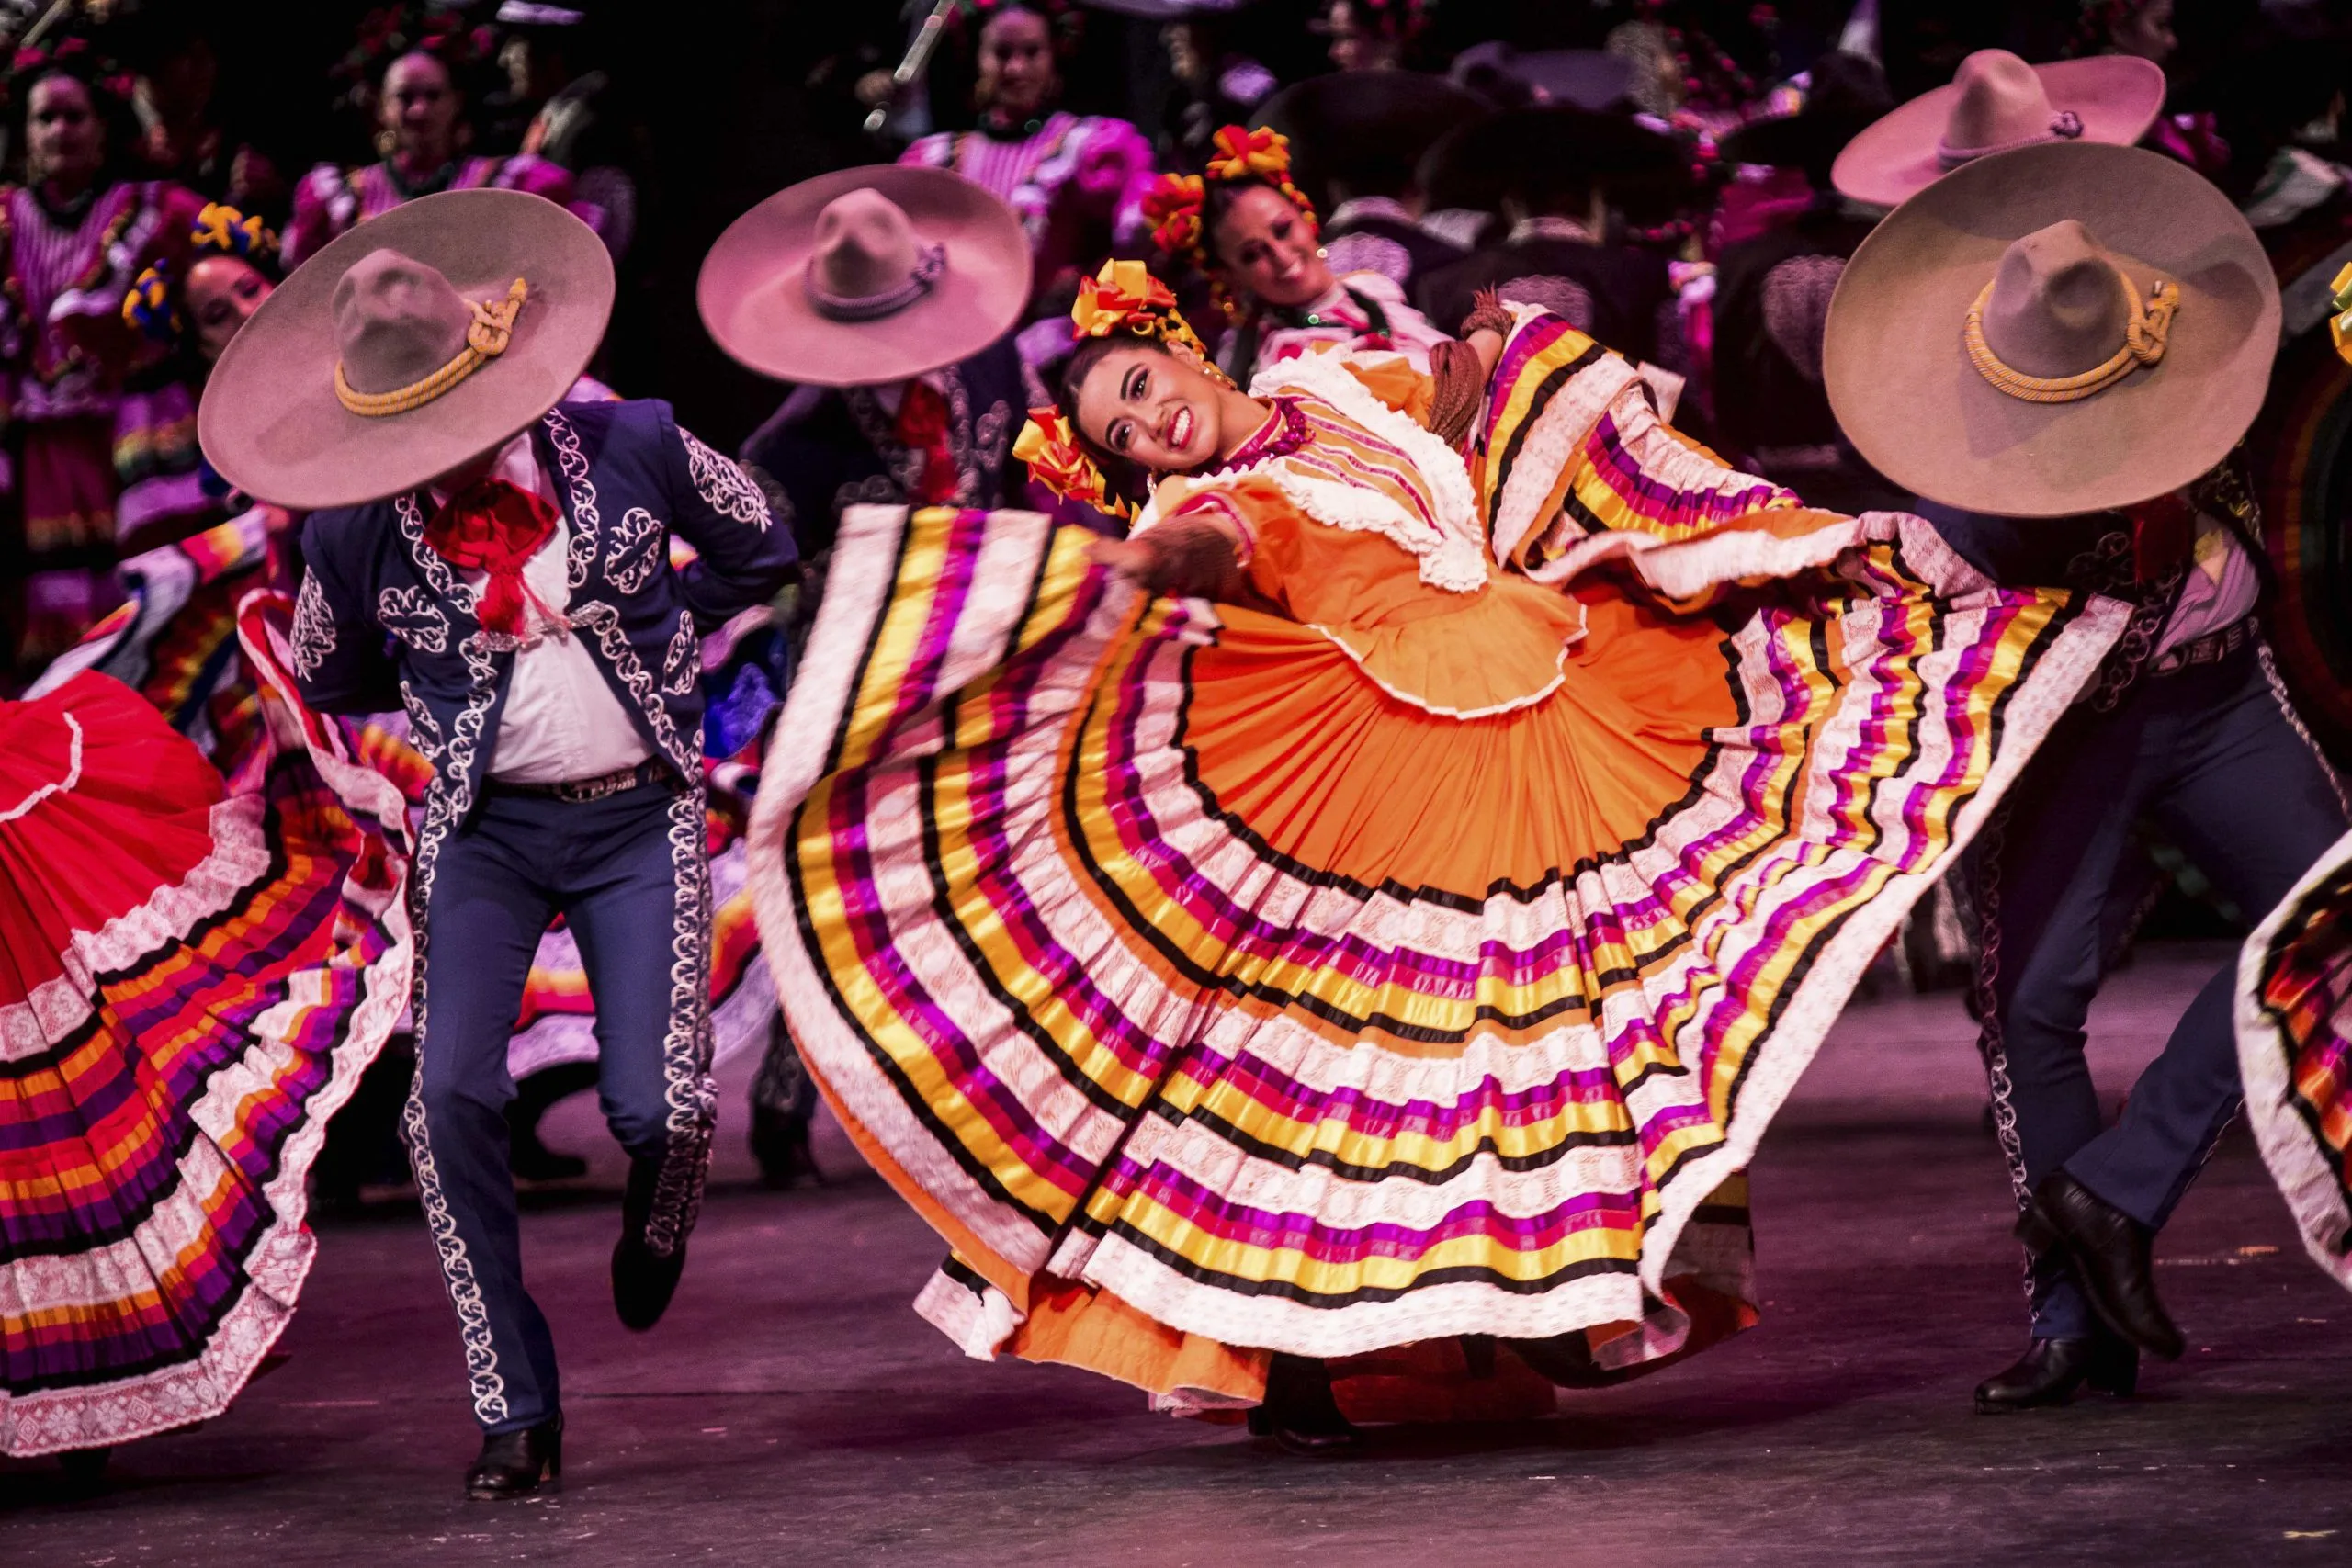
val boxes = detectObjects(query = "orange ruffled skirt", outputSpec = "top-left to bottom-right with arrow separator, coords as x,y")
748,489 -> 2124,1412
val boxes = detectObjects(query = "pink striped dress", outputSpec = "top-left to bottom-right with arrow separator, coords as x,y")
900,111 -> 1155,291
282,153 -> 579,269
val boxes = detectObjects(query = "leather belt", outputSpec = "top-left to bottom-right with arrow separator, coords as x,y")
484,758 -> 674,802
2149,615 -> 2254,677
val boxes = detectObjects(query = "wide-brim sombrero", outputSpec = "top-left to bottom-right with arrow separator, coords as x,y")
199,187 -> 613,512
1824,141 -> 2279,519
1831,55 -> 2165,209
698,165 -> 1029,388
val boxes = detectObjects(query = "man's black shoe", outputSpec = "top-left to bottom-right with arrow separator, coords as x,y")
2019,1172 -> 2185,1360
1973,1333 -> 2138,1413
750,1105 -> 822,1190
611,1233 -> 686,1331
1246,1353 -> 1363,1455
1505,1333 -> 1640,1389
612,1155 -> 686,1330
465,1415 -> 562,1500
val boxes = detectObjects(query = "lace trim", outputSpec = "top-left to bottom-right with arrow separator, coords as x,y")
1245,350 -> 1488,594
1306,625 -> 1578,719
0,715 -> 88,827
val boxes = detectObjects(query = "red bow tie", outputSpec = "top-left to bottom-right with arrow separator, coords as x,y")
2124,491 -> 2196,586
424,477 -> 565,638
894,378 -> 961,506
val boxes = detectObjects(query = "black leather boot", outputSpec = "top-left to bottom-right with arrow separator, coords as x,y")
1973,1332 -> 2139,1413
1245,1353 -> 1362,1455
611,1155 -> 687,1332
465,1414 -> 562,1500
1506,1332 -> 1641,1389
2019,1173 -> 2184,1360
750,1104 -> 822,1190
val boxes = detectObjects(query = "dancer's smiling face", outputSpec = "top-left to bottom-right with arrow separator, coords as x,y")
1070,341 -> 1226,474
1209,183 -> 1330,310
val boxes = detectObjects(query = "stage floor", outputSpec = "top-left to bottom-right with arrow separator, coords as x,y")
6,942 -> 2348,1565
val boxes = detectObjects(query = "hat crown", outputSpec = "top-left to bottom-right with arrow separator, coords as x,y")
810,189 -> 923,304
331,250 -> 474,396
1982,220 -> 2133,379
1946,50 -> 2057,151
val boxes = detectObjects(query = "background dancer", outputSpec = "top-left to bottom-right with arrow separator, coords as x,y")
1824,137 -> 2346,1413
198,187 -> 794,1499
702,162 -> 1034,1183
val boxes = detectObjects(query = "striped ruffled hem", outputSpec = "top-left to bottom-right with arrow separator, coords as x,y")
2236,828 -> 2352,1294
753,502 -> 2129,1395
0,599 -> 413,1457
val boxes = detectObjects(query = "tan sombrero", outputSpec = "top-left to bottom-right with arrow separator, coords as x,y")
199,187 -> 613,511
1831,49 -> 2165,209
1824,141 -> 2279,519
697,164 -> 1029,388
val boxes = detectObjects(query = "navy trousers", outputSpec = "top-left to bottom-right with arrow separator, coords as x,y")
1973,639 -> 2346,1340
404,778 -> 716,1433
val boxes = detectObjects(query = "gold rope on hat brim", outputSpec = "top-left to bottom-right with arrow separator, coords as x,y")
1963,265 -> 2177,404
335,277 -> 530,418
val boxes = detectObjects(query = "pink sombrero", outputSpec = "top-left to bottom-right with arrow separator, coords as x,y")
1824,141 -> 2278,518
1832,49 -> 2166,209
698,164 -> 1029,388
199,187 -> 613,511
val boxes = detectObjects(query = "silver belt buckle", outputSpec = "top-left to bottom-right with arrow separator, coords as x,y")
559,767 -> 633,802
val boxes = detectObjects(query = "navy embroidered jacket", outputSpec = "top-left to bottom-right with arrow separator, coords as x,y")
290,398 -> 796,818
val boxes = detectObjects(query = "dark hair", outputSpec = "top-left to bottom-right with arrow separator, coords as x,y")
1051,333 -> 1173,507
12,64 -> 137,187
378,44 -> 462,95
1200,175 -> 1304,270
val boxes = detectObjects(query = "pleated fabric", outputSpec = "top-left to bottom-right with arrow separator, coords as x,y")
748,320 -> 2128,1410
0,603 -> 413,1456
2237,828 -> 2352,1293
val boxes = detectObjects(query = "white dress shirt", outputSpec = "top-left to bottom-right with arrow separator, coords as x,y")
433,433 -> 653,784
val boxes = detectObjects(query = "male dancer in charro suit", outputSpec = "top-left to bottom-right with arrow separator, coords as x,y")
198,188 -> 794,1498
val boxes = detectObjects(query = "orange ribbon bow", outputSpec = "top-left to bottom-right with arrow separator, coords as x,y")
1013,404 -> 1133,522
1204,125 -> 1292,183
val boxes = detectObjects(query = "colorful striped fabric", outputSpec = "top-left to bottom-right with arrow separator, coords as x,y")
752,387 -> 2121,1410
0,603 -> 412,1456
45,514 -> 782,1089
28,507 -> 276,785
1475,309 -> 1805,592
2237,828 -> 2352,1293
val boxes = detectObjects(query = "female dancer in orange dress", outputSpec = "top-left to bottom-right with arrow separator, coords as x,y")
745,263 -> 2128,1448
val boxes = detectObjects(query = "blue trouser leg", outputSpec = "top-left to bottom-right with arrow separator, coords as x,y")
1982,644 -> 2346,1340
1975,688 -> 2146,1341
408,795 -> 564,1434
558,783 -> 717,1254
2064,648 -> 2347,1226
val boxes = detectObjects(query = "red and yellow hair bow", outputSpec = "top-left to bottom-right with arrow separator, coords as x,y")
1013,261 -> 1230,522
1143,126 -> 1317,270
1012,405 -> 1130,522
